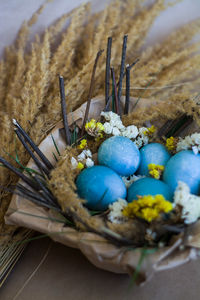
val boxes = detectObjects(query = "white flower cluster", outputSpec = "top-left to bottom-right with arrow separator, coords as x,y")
174,181 -> 200,224
133,127 -> 149,148
122,174 -> 145,188
101,111 -> 125,136
101,111 -> 149,148
176,133 -> 200,154
71,149 -> 94,169
108,198 -> 128,224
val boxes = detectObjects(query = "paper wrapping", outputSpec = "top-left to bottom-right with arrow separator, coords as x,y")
5,96 -> 200,284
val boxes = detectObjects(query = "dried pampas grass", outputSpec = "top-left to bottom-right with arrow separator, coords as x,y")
0,0 -> 199,250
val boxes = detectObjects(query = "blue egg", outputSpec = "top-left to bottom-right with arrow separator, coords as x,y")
137,143 -> 171,176
163,150 -> 200,195
76,165 -> 127,210
98,136 -> 140,176
127,177 -> 173,202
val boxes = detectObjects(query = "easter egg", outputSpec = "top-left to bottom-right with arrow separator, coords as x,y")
137,143 -> 171,176
98,136 -> 140,176
76,165 -> 127,210
163,150 -> 200,194
127,177 -> 173,202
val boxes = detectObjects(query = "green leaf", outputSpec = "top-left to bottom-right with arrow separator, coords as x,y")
52,151 -> 58,162
51,134 -> 61,156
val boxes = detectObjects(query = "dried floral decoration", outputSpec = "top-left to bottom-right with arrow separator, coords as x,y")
0,0 -> 200,285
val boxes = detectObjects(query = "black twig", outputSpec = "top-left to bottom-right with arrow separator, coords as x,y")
105,37 -> 112,105
0,156 -> 38,191
128,58 -> 140,71
12,119 -> 53,170
116,58 -> 139,88
15,184 -> 51,206
124,64 -> 130,115
117,34 -> 128,115
59,75 -> 71,145
104,95 -> 112,112
104,59 -> 139,112
81,49 -> 104,136
110,67 -> 119,115
15,185 -> 60,211
15,129 -> 50,178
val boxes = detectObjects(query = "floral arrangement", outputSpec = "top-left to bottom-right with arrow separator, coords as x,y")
1,0 -> 200,286
1,32 -> 200,284
67,108 -> 200,229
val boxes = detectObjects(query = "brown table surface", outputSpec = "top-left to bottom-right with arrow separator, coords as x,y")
1,236 -> 200,300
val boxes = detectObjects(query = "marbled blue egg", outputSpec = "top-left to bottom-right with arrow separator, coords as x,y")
98,136 -> 140,176
127,177 -> 173,202
76,165 -> 127,210
163,150 -> 200,195
137,143 -> 171,176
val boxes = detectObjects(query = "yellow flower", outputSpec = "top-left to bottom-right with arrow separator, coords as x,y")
143,125 -> 156,136
78,139 -> 87,149
122,194 -> 173,222
96,122 -> 104,131
166,136 -> 176,151
95,132 -> 104,142
85,119 -> 104,138
123,201 -> 140,218
141,207 -> 159,222
85,119 -> 96,130
148,163 -> 164,179
155,195 -> 173,213
77,162 -> 84,170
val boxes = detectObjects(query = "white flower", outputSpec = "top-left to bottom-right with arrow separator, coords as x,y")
112,127 -> 121,136
191,133 -> 200,144
134,135 -> 149,149
85,158 -> 94,168
130,127 -> 149,148
77,149 -> 92,161
108,198 -> 128,223
122,174 -> 145,188
176,133 -> 200,153
101,112 -> 149,148
174,181 -> 200,224
176,138 -> 190,152
111,119 -> 124,130
84,149 -> 92,158
71,157 -> 78,169
101,111 -> 125,131
77,152 -> 86,161
121,125 -> 139,139
101,111 -> 120,122
103,123 -> 122,136
103,122 -> 113,134
139,127 -> 148,135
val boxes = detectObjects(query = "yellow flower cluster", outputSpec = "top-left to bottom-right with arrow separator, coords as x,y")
143,125 -> 156,136
166,136 -> 176,151
85,119 -> 104,140
78,139 -> 87,149
148,163 -> 164,179
122,195 -> 173,222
